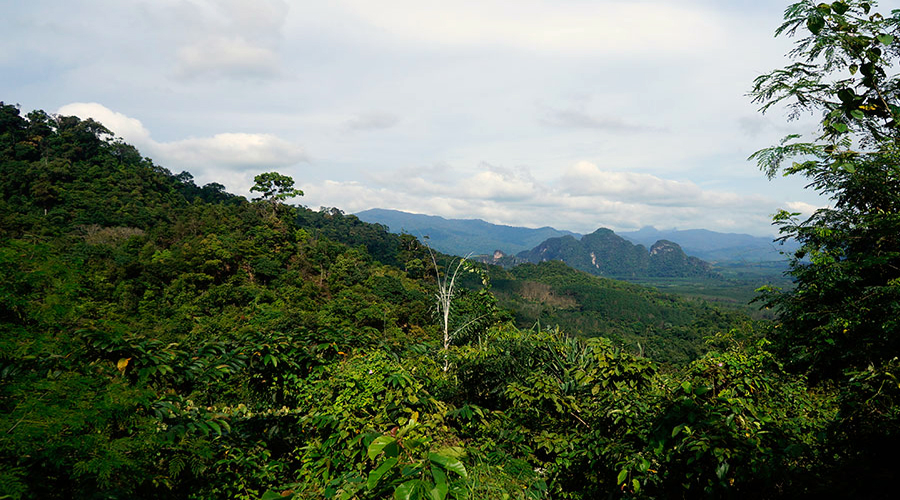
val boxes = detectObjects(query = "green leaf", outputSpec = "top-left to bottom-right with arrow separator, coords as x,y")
837,88 -> 856,103
851,109 -> 865,120
206,420 -> 221,435
431,465 -> 448,500
832,2 -> 849,15
428,453 -> 467,478
617,469 -> 628,485
681,380 -> 692,393
831,122 -> 849,133
193,421 -> 210,436
368,436 -> 399,460
716,462 -> 729,480
404,438 -> 424,452
632,478 -> 641,493
368,457 -> 399,490
261,490 -> 285,500
394,480 -> 426,500
807,15 -> 825,35
877,34 -> 894,45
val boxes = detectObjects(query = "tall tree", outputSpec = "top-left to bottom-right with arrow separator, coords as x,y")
750,0 -> 900,378
749,1 -> 900,494
250,171 -> 303,205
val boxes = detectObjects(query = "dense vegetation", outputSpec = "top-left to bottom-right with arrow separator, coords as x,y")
490,261 -> 750,366
2,1 -> 900,498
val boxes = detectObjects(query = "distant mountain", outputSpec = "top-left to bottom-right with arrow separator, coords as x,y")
517,228 -> 718,279
355,208 -> 580,256
618,227 -> 797,262
357,209 -> 794,263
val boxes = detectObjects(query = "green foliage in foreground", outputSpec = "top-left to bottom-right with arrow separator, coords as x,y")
5,2 -> 900,495
749,1 -> 900,495
0,101 -> 837,499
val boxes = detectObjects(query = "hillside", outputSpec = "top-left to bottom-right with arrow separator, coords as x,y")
0,103 -> 760,498
3,94 -> 893,499
490,261 -> 749,365
517,228 -> 717,279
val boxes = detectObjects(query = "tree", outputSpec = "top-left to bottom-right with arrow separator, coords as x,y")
749,2 -> 900,494
749,0 -> 900,378
426,248 -> 494,372
250,171 -> 303,205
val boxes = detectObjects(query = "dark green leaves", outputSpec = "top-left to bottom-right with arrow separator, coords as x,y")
807,15 -> 826,35
837,88 -> 856,103
832,2 -> 850,15
368,458 -> 399,490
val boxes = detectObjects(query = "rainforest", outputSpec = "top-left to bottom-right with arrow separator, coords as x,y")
3,1 -> 900,499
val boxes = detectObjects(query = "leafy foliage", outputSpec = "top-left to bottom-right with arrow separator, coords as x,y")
749,1 -> 900,495
6,14 -> 900,491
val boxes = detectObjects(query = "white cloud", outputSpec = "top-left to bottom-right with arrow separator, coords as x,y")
560,161 -> 701,204
460,169 -> 538,201
158,133 -> 306,170
784,200 -> 823,218
541,109 -> 657,133
56,102 -> 306,191
303,161 -> 782,235
57,103 -> 152,143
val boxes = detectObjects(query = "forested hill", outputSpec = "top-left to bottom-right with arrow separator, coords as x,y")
0,102 -> 752,498
357,208 -> 792,264
4,38 -> 900,498
517,228 -> 718,279
490,260 -> 746,365
0,103 -> 452,497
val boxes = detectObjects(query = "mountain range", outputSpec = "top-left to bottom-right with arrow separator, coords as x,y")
355,208 -> 579,255
618,226 -> 797,262
355,208 -> 795,263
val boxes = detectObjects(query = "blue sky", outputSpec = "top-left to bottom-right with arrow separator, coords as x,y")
2,0 -> 857,236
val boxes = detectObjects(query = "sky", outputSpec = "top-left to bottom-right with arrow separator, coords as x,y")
1,0 -> 861,236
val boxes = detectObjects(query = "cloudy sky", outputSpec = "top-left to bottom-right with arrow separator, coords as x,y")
2,0 -> 843,236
